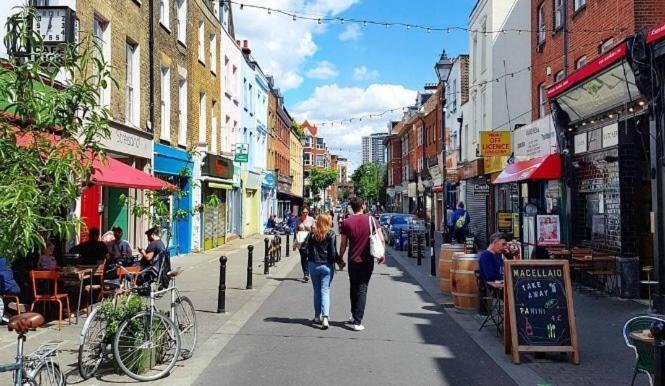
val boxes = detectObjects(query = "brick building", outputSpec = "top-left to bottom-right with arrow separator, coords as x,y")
384,122 -> 403,212
301,120 -> 331,209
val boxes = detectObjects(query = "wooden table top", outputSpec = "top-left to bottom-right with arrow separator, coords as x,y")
630,330 -> 654,344
487,281 -> 504,289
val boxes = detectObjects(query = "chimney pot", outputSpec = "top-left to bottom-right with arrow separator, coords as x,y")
243,40 -> 248,48
236,40 -> 241,46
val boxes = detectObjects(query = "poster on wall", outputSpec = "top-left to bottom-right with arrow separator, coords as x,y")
537,215 -> 561,246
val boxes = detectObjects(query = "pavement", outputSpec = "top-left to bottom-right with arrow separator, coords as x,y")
0,230 -> 653,385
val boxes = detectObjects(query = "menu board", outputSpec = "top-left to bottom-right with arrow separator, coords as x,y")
504,260 -> 579,364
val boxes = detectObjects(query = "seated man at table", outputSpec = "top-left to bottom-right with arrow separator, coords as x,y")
105,226 -> 133,280
70,228 -> 109,265
479,232 -> 508,283
138,227 -> 170,288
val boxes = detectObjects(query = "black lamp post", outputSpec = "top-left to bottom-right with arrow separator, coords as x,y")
434,50 -> 453,240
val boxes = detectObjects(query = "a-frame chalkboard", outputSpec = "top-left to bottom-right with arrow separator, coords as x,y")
504,259 -> 580,364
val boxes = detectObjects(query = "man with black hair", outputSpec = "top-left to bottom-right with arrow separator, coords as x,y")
139,227 -> 166,265
339,197 -> 385,332
70,228 -> 109,265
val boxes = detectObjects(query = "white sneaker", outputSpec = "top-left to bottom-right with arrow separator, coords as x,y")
322,316 -> 329,330
346,316 -> 355,324
352,324 -> 365,331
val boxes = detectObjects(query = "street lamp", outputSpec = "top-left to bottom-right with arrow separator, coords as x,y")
434,50 -> 453,241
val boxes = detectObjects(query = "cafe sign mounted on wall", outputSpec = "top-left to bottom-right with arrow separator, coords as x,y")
32,6 -> 77,57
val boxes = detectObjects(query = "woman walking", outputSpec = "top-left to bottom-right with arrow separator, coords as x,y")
294,207 -> 315,282
306,214 -> 343,329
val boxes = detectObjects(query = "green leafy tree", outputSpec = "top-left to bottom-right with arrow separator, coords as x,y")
309,168 -> 338,197
0,6 -> 113,261
291,119 -> 304,137
351,163 -> 384,204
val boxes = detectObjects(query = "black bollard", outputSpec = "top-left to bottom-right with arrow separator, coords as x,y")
264,238 -> 270,275
276,236 -> 281,262
286,232 -> 290,257
270,239 -> 275,267
398,229 -> 403,251
246,245 -> 254,289
430,241 -> 436,276
417,234 -> 423,266
217,256 -> 227,313
408,229 -> 413,258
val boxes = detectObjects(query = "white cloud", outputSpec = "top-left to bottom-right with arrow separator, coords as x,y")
306,61 -> 339,79
292,83 -> 417,168
352,66 -> 380,81
233,0 -> 359,90
338,24 -> 361,41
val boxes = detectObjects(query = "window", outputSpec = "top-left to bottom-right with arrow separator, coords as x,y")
316,155 -> 325,167
417,126 -> 423,146
125,41 -> 139,126
93,16 -> 110,107
243,78 -> 248,109
480,90 -> 486,131
303,137 -> 312,147
210,33 -> 217,74
472,34 -> 478,79
211,100 -> 218,153
554,0 -> 563,30
160,0 -> 169,29
160,66 -> 171,141
480,20 -> 487,73
304,153 -> 312,165
177,78 -> 187,146
600,38 -> 614,53
537,4 -> 546,44
248,84 -> 254,115
199,92 -> 207,144
576,56 -> 588,69
176,0 -> 186,44
224,56 -> 230,94
316,138 -> 324,149
198,21 -> 205,63
574,0 -> 586,12
539,83 -> 546,118
555,70 -> 565,82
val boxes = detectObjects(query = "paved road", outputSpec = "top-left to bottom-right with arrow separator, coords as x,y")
195,254 -> 516,386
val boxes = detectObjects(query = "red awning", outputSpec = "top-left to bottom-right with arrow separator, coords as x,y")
492,154 -> 561,184
432,186 -> 443,193
647,22 -> 665,44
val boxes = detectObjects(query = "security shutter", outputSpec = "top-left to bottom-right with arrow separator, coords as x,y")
465,177 -> 489,249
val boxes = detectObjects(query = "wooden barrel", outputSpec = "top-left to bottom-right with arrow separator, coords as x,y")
451,253 -> 479,311
438,244 -> 465,293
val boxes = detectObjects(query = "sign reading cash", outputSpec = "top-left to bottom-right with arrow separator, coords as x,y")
480,131 -> 512,157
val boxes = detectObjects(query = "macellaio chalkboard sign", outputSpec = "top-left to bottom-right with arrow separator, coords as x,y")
503,259 -> 580,364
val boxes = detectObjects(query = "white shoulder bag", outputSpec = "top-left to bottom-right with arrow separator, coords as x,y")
369,216 -> 385,259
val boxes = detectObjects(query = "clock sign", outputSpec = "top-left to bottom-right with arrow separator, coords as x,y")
32,6 -> 75,46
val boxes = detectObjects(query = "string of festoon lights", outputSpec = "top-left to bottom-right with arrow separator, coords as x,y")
229,0 -> 624,35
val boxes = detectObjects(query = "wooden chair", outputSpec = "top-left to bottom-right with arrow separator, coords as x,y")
83,264 -> 106,314
623,315 -> 660,386
29,270 -> 71,330
587,255 -> 618,295
570,247 -> 593,288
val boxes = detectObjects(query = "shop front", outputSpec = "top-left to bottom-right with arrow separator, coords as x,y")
200,154 -> 234,250
242,170 -> 262,237
548,40 -> 652,296
276,174 -> 301,218
460,159 -> 489,248
226,166 -> 242,241
261,172 -> 276,230
484,155 -> 512,238
153,143 -> 194,256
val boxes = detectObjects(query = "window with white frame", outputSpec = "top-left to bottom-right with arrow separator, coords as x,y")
224,56 -> 230,95
160,0 -> 170,29
125,41 -> 139,126
555,70 -> 565,82
574,0 -> 586,11
576,56 -> 588,69
539,83 -> 546,118
243,78 -> 248,109
210,33 -> 217,74
210,100 -> 218,153
304,153 -> 312,165
480,90 -> 486,131
316,138 -> 324,149
538,4 -> 546,44
417,126 -> 423,146
177,77 -> 187,146
480,19 -> 487,73
316,154 -> 325,167
600,38 -> 614,53
554,0 -> 563,30
199,92 -> 207,144
473,34 -> 478,79
248,84 -> 254,115
198,21 -> 205,63
176,0 -> 186,44
93,16 -> 110,107
160,66 -> 171,141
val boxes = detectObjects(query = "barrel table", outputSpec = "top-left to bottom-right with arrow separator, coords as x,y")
451,253 -> 479,311
438,244 -> 465,294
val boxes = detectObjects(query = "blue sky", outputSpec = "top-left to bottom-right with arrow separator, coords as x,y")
233,0 -> 475,169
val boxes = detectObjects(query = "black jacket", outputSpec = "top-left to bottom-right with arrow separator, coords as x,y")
306,231 -> 338,265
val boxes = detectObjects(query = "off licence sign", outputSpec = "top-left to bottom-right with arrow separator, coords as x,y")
480,131 -> 512,157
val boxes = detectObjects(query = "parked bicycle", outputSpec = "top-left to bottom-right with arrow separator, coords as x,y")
0,312 -> 65,386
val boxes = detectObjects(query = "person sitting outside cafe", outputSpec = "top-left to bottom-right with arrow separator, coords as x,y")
479,232 -> 508,283
105,226 -> 133,280
37,241 -> 57,271
138,227 -> 170,288
266,214 -> 277,230
70,228 -> 109,265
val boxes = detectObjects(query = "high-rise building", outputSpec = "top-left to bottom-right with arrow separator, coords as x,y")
362,132 -> 388,164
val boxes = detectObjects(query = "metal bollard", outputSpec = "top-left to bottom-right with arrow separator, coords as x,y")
246,245 -> 254,289
408,229 -> 413,258
398,229 -> 403,251
286,232 -> 290,257
276,236 -> 281,262
264,238 -> 270,275
417,234 -> 423,266
430,242 -> 436,276
270,239 -> 275,267
217,256 -> 227,313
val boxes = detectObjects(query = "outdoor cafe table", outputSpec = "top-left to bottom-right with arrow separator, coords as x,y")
631,329 -> 655,344
58,266 -> 96,324
480,280 -> 504,337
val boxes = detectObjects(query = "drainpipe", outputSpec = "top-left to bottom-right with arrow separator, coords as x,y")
148,0 -> 155,133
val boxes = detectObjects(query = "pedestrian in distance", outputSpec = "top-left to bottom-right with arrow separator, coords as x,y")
339,197 -> 385,331
450,202 -> 471,243
305,214 -> 344,329
294,207 -> 315,283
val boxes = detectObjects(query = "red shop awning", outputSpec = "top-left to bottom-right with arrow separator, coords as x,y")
492,154 -> 561,184
432,186 -> 443,193
647,22 -> 665,44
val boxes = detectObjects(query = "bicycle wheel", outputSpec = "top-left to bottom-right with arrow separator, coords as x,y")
78,306 -> 108,380
32,362 -> 65,386
113,311 -> 181,382
173,296 -> 197,359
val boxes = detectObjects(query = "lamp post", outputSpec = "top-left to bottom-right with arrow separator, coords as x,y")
434,50 -> 453,242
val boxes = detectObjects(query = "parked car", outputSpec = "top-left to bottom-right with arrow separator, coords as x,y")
334,205 -> 342,213
387,214 -> 414,246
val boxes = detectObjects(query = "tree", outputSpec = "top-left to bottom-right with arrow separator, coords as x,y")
0,6 -> 113,261
291,119 -> 304,137
351,163 -> 383,204
308,168 -> 338,197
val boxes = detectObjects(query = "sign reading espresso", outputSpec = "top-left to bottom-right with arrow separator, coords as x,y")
480,131 -> 512,157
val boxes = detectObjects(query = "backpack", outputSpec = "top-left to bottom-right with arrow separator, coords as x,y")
455,212 -> 467,230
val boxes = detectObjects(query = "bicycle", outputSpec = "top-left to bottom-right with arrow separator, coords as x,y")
0,313 -> 65,386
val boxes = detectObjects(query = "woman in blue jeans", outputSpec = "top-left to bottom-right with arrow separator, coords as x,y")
305,214 -> 344,329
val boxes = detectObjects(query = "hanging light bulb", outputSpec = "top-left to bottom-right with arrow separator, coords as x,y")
384,23 -> 389,28
292,14 -> 296,21
340,18 -> 345,24
447,27 -> 451,33
406,25 -> 411,31
426,28 -> 431,34
240,3 -> 244,10
267,8 -> 271,14
317,18 -> 322,24
363,20 -> 368,27
629,107 -> 634,112
638,100 -> 646,106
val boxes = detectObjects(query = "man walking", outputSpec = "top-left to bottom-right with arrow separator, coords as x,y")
339,197 -> 385,331
450,202 -> 470,243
